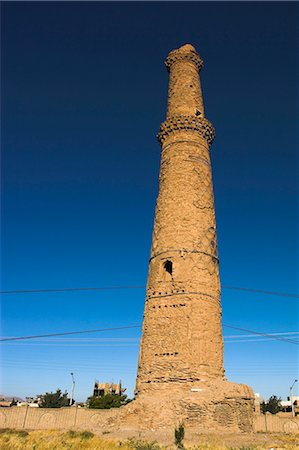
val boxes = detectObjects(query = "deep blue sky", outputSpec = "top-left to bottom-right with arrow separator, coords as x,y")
1,2 -> 298,402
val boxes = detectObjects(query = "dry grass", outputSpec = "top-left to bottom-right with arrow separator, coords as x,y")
185,431 -> 299,450
0,429 -> 130,450
0,429 -> 298,449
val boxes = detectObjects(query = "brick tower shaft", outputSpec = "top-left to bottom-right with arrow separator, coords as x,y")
136,44 -> 225,394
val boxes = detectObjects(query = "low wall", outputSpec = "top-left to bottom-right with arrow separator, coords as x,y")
253,414 -> 299,433
0,406 -> 118,431
0,407 -> 299,433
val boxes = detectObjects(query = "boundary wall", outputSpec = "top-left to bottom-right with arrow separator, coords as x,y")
253,414 -> 299,433
0,407 -> 299,433
0,406 -> 117,431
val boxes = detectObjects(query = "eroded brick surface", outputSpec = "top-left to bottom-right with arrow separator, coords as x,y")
132,44 -> 254,432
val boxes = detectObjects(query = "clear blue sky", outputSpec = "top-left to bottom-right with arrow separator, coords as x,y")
1,2 -> 298,403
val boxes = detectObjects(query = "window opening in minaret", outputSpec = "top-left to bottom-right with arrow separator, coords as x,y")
164,260 -> 173,275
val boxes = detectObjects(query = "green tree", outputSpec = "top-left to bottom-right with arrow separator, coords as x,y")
11,398 -> 17,406
261,395 -> 282,414
174,423 -> 185,449
40,389 -> 70,408
87,393 -> 129,409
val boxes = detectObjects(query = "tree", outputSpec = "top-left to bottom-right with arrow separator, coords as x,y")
11,398 -> 17,406
40,389 -> 70,408
174,423 -> 185,449
261,395 -> 282,414
87,393 -> 129,409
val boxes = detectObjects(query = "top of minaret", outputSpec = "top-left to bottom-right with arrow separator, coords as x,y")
178,43 -> 196,52
158,43 -> 215,145
165,43 -> 203,72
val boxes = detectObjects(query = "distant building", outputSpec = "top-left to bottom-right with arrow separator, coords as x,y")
26,395 -> 42,406
281,395 -> 299,413
16,395 -> 42,407
0,401 -> 11,407
93,381 -> 126,397
0,395 -> 23,406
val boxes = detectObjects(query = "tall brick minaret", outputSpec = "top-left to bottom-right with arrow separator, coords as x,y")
132,45 -> 253,432
94,44 -> 255,433
136,44 -> 224,392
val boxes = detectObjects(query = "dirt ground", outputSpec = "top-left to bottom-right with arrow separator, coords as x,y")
0,428 -> 298,449
186,431 -> 299,449
104,428 -> 299,448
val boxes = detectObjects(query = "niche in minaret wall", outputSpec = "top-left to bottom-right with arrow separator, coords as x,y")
163,260 -> 173,275
160,259 -> 173,281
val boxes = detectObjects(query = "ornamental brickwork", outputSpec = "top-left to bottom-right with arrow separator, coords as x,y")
157,115 -> 215,146
136,43 -> 222,392
131,44 -> 254,432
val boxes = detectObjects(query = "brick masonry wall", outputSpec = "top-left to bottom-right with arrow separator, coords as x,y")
132,44 -> 254,434
254,414 -> 299,433
0,407 -> 299,433
0,406 -> 117,431
136,44 -> 224,394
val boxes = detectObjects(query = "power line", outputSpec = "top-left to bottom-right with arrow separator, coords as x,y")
1,323 -> 298,345
2,359 -> 295,377
0,285 -> 145,295
3,331 -> 297,343
3,338 -> 299,347
222,285 -> 299,298
224,331 -> 299,338
0,284 -> 298,298
0,325 -> 141,342
3,331 -> 298,342
1,360 -> 296,373
222,324 -> 299,345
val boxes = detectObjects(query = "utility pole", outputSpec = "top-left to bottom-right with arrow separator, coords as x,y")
290,379 -> 297,417
70,372 -> 75,406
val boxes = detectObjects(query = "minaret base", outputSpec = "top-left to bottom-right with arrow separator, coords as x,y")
97,380 -> 254,433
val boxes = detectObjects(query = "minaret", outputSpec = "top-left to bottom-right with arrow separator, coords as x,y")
131,44 -> 253,432
96,44 -> 254,433
136,44 -> 224,392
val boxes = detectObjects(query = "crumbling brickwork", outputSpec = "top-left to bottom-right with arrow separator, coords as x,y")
1,407 -> 298,435
136,44 -> 224,391
132,44 -> 255,432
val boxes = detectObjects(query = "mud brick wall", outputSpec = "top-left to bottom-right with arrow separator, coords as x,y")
0,407 -> 299,434
136,44 -> 223,394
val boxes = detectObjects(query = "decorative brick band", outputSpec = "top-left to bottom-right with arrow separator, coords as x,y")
157,115 -> 215,146
165,48 -> 203,72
